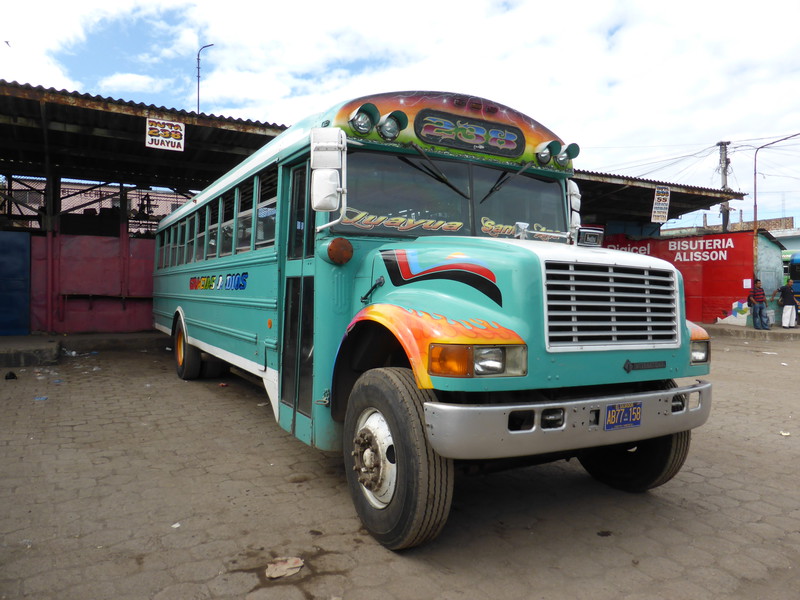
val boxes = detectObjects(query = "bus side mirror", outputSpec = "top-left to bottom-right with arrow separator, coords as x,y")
310,127 -> 346,213
567,180 -> 581,243
311,169 -> 341,212
567,179 -> 581,214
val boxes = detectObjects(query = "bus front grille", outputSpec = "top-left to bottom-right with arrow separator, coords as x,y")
545,261 -> 678,348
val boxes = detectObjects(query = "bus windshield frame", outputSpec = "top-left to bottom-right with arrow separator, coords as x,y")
331,149 -> 568,240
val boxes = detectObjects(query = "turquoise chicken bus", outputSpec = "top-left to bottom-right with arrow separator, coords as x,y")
153,91 -> 712,550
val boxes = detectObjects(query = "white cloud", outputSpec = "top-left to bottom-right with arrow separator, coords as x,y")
98,72 -> 170,95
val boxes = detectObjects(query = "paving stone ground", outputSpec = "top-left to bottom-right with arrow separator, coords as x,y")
1,334 -> 799,599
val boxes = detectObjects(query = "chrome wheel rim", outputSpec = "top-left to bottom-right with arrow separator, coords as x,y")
351,407 -> 397,509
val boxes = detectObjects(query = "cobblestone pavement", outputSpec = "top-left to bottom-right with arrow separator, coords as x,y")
1,334 -> 799,599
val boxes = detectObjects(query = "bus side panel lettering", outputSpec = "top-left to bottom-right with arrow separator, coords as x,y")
188,272 -> 249,291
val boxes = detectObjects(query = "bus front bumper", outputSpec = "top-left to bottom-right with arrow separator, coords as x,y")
423,380 -> 711,460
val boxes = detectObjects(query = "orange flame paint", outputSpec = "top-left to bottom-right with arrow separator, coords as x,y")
351,304 -> 523,388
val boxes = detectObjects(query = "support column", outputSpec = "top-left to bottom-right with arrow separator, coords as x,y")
120,184 -> 130,300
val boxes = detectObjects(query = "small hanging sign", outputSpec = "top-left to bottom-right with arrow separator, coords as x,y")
651,186 -> 670,223
145,118 -> 185,152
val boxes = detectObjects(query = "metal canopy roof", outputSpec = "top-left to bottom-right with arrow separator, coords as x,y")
0,80 -> 286,193
0,79 -> 744,222
573,170 -> 745,225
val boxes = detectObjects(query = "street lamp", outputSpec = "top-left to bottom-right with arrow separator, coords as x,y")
196,44 -> 214,114
752,132 -> 800,272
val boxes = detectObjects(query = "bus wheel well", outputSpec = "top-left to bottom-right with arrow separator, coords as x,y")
331,321 -> 411,422
170,313 -> 180,337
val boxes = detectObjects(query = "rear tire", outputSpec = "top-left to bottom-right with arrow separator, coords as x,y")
174,318 -> 201,380
578,430 -> 691,492
343,367 -> 454,550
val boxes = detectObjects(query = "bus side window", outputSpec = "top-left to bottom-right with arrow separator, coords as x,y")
256,199 -> 277,247
156,231 -> 162,269
236,178 -> 255,253
157,231 -> 167,269
176,221 -> 187,266
255,165 -> 279,248
789,255 -> 800,280
169,225 -> 179,266
207,199 -> 220,259
219,191 -> 235,257
167,229 -> 174,267
195,205 -> 207,262
288,165 -> 312,259
185,215 -> 196,263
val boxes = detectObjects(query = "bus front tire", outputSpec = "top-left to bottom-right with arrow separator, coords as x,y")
577,429 -> 691,492
343,367 -> 454,550
174,320 -> 201,380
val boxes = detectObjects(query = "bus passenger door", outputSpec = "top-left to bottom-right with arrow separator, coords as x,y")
280,163 -> 316,443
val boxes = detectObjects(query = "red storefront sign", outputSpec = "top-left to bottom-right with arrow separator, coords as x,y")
605,231 -> 754,323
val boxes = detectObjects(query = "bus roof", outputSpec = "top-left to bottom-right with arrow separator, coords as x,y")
324,91 -> 573,166
158,91 -> 576,229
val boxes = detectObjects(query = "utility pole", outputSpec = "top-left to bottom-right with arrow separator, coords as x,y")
716,141 -> 731,232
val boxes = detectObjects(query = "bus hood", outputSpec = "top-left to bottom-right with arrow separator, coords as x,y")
365,236 -> 681,317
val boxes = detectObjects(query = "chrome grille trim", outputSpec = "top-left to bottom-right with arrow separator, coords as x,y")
545,261 -> 679,348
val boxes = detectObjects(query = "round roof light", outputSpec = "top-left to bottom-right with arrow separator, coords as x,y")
536,147 -> 552,164
535,140 -> 562,166
377,116 -> 401,140
350,111 -> 373,135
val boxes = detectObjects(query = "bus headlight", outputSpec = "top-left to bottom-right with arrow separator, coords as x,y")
474,346 -> 505,375
690,340 -> 710,364
429,344 -> 527,377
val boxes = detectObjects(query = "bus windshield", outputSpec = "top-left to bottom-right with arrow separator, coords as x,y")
789,253 -> 800,281
333,150 -> 567,239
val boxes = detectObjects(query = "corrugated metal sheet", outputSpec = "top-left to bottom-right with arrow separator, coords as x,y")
573,170 -> 745,224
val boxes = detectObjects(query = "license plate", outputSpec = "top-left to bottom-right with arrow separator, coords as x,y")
604,401 -> 642,431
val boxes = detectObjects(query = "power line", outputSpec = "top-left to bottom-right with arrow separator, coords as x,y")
581,134 -> 800,205
587,135 -> 800,174
594,145 -> 717,175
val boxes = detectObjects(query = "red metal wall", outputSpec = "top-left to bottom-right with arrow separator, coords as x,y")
23,230 -> 762,331
30,235 -> 155,333
604,231 -> 754,323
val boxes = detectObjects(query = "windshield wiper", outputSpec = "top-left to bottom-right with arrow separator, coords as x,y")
402,142 -> 470,199
479,161 -> 534,204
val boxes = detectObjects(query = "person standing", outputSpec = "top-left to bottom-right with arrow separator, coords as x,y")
771,279 -> 799,329
749,279 -> 770,330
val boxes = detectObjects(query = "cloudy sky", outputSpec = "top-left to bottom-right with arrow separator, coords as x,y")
2,0 -> 799,228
